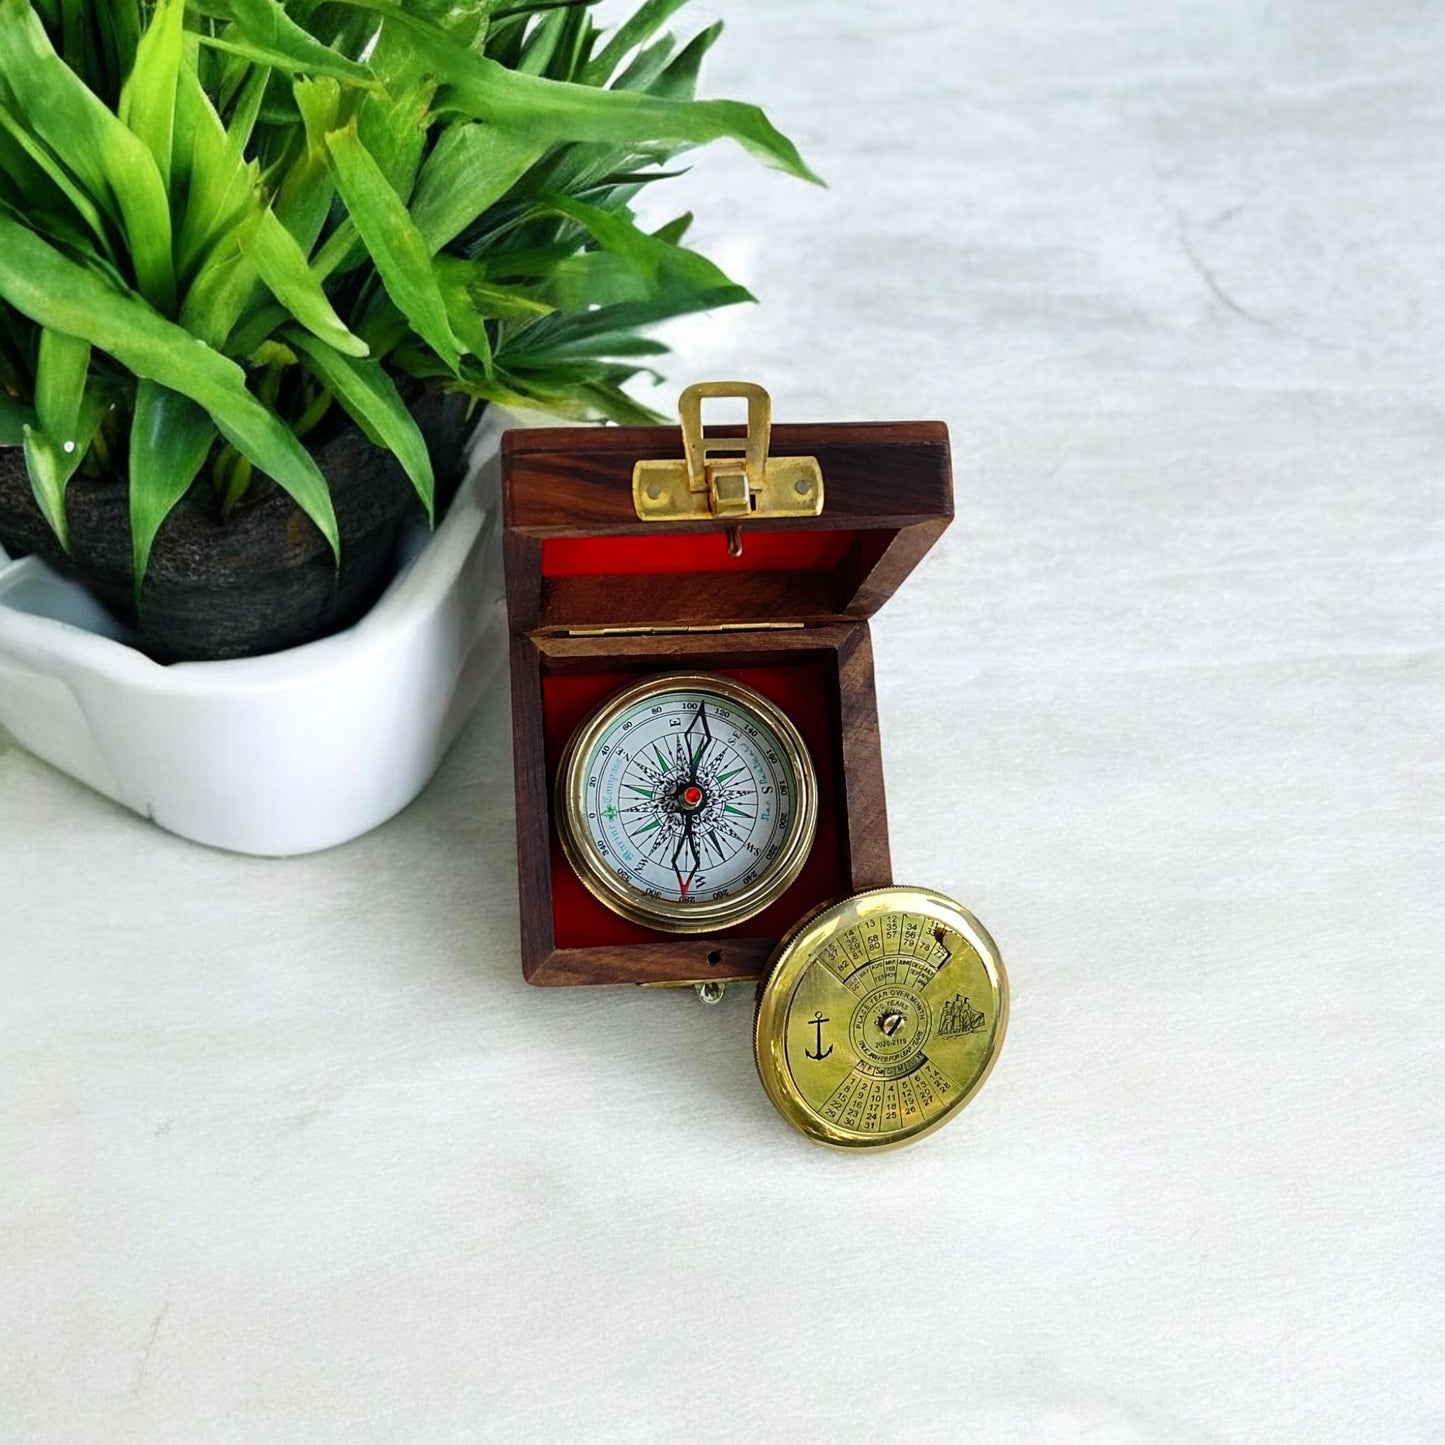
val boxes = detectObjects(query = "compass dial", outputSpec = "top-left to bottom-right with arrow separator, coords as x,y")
556,672 -> 819,933
754,888 -> 1008,1149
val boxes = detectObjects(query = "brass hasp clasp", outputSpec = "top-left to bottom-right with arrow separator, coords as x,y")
632,381 -> 824,556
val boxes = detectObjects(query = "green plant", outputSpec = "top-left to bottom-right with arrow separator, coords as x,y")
0,0 -> 813,589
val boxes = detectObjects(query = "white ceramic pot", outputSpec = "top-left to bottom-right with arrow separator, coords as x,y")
0,408 -> 510,856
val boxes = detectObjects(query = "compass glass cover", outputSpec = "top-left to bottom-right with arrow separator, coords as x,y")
557,673 -> 818,932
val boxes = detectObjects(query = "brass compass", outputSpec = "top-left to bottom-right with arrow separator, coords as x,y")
754,887 -> 1008,1149
555,672 -> 819,933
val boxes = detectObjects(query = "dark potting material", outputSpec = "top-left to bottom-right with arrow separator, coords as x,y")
0,390 -> 471,663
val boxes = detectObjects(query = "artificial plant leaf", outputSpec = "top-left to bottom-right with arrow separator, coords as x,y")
21,425 -> 78,548
95,0 -> 143,95
644,20 -> 720,102
608,33 -> 676,96
376,12 -> 819,182
571,380 -> 664,425
353,21 -> 441,200
0,392 -> 36,446
466,362 -> 663,425
34,325 -> 91,440
499,282 -> 748,365
349,292 -> 413,360
21,329 -> 107,554
49,0 -> 90,80
175,69 -> 305,351
431,263 -> 494,379
0,216 -> 339,560
325,122 -> 463,373
650,211 -> 692,246
545,194 -> 743,295
582,0 -> 690,85
118,0 -> 183,184
220,52 -> 268,155
242,209 -> 369,357
516,4 -> 588,79
0,98 -> 113,252
310,219 -> 365,282
272,152 -> 334,257
395,0 -> 489,48
409,123 -> 544,253
286,327 -> 435,519
174,60 -> 261,282
128,379 -> 216,591
193,27 -> 366,85
0,0 -> 175,311
226,304 -> 289,360
273,76 -> 341,251
204,0 -> 374,84
292,72 -> 342,147
431,256 -> 553,320
179,231 -> 259,348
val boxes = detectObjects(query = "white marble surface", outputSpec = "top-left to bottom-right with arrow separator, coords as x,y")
3,1 -> 1442,1439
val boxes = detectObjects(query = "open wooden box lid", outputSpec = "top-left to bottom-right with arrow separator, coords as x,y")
501,389 -> 953,635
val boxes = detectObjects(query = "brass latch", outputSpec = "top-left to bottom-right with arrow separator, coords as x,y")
633,381 -> 823,556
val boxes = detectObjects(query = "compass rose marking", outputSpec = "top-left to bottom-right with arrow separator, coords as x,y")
578,682 -> 807,910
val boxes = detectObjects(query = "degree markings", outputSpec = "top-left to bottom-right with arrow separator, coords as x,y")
589,699 -> 783,901
609,716 -> 768,884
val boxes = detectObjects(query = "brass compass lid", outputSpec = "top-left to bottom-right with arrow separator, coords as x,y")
754,887 -> 1008,1150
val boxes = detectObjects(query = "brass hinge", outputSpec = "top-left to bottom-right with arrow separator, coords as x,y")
633,381 -> 823,557
562,621 -> 805,638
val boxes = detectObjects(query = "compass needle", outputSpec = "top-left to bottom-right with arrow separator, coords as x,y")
556,673 -> 818,934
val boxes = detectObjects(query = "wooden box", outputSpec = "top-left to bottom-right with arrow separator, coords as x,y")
502,413 -> 953,986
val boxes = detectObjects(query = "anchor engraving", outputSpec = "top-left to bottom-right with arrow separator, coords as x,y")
805,1011 -> 833,1060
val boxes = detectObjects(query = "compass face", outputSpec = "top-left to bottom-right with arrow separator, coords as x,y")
556,673 -> 819,933
754,888 -> 1009,1149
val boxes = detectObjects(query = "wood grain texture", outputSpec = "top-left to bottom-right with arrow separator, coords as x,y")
537,570 -> 842,631
531,625 -> 845,669
508,632 -> 557,972
502,420 -> 952,538
525,938 -> 775,989
847,519 -> 954,618
503,422 -> 952,630
833,625 -> 891,891
502,531 -> 544,635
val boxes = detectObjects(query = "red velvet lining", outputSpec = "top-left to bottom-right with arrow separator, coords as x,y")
541,531 -> 856,577
542,664 -> 845,949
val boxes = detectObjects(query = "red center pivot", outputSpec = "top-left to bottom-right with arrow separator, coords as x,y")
681,785 -> 704,809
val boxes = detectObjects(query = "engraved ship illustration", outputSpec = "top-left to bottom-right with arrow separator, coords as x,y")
937,994 -> 986,1037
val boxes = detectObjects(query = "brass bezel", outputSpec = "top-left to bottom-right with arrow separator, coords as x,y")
555,671 -> 820,935
753,887 -> 1009,1150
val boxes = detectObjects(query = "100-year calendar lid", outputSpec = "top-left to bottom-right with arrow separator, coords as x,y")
754,889 -> 1008,1149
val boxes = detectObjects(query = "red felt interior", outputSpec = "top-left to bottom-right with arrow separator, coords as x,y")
541,530 -> 858,577
542,662 -> 846,949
